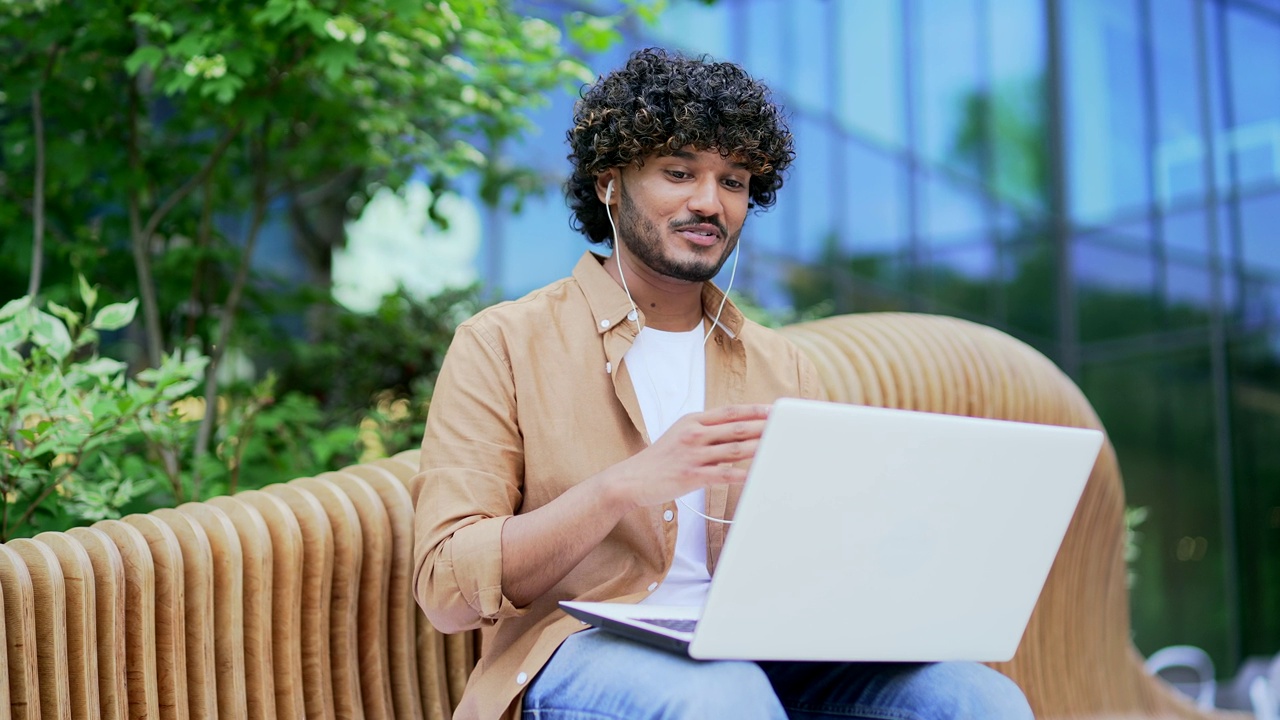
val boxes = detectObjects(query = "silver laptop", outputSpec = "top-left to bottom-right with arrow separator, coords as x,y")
560,397 -> 1104,662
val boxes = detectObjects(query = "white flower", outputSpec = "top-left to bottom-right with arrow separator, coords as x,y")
324,18 -> 347,41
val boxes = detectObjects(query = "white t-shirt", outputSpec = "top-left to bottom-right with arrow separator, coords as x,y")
624,323 -> 712,607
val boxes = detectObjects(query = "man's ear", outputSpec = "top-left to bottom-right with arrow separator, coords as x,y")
595,172 -> 616,205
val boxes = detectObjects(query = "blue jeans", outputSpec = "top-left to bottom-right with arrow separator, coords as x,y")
522,629 -> 1034,720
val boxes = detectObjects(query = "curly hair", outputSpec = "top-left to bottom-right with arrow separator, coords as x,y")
565,48 -> 795,245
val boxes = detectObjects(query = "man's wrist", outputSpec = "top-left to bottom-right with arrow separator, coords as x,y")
591,465 -> 640,517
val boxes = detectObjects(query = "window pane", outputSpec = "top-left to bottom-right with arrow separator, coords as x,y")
1151,0 -> 1206,206
987,0 -> 1050,210
839,140 -> 910,255
792,115 -> 838,263
786,0 -> 832,114
1083,348 -> 1232,670
918,0 -> 983,176
647,0 -> 731,58
925,244 -> 998,320
1075,236 -> 1160,343
1064,0 -> 1151,223
1228,328 -> 1280,658
743,0 -> 786,91
921,173 -> 988,249
1238,191 -> 1280,275
836,0 -> 905,147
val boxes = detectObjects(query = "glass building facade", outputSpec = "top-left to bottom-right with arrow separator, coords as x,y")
475,0 -> 1280,674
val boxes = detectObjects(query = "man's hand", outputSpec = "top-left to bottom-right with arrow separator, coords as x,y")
497,403 -> 770,607
605,403 -> 772,510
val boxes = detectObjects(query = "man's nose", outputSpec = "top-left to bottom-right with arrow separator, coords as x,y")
687,176 -> 723,218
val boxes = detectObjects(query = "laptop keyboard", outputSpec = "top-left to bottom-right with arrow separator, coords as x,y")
638,618 -> 699,633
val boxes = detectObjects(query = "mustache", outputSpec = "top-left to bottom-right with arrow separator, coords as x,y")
669,214 -> 727,239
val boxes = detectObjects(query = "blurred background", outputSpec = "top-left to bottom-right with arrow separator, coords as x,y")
1,0 -> 1276,693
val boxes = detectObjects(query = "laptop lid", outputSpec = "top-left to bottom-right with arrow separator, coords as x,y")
684,398 -> 1103,662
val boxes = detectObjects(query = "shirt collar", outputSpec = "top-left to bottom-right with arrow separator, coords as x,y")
572,250 -> 745,339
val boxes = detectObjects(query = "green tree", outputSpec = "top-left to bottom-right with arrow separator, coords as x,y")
1,0 -> 641,491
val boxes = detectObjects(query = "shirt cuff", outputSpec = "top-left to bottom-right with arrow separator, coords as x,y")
448,515 -> 529,622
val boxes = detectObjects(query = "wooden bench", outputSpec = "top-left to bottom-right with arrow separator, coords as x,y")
0,312 -> 1248,718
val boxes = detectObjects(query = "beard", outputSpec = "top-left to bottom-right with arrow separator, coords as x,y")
615,183 -> 740,283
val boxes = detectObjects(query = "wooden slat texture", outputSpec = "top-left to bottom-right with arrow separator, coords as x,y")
32,533 -> 100,720
342,462 -> 425,720
91,520 -> 160,720
235,490 -> 306,720
205,496 -> 276,720
6,540 -> 69,720
150,509 -> 218,720
65,528 -> 127,720
291,476 -> 365,720
0,544 -> 37,720
121,515 -> 188,720
174,502 -> 247,719
261,483 -> 336,720
317,471 -> 396,720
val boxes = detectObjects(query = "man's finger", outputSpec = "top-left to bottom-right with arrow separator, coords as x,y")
698,403 -> 772,426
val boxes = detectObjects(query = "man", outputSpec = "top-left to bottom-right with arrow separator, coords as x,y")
413,48 -> 1034,720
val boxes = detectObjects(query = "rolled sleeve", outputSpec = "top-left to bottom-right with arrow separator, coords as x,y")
413,321 -> 531,633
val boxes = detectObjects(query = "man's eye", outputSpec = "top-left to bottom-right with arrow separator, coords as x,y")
724,179 -> 746,189
667,170 -> 689,179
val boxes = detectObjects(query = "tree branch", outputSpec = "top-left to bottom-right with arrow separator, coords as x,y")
192,121 -> 270,492
27,85 -> 45,299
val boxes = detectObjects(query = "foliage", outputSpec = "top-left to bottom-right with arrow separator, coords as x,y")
0,282 -> 207,541
0,0 -> 629,368
279,284 -> 485,414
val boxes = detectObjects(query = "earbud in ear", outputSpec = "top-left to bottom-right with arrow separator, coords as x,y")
606,179 -> 614,203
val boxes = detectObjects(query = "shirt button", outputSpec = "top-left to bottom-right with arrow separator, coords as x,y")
627,309 -> 638,322
516,672 -> 528,685
647,582 -> 658,592
663,509 -> 674,522
599,319 -> 610,328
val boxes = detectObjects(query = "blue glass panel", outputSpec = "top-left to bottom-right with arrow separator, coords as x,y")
921,173 -> 988,249
918,0 -> 983,176
1238,191 -> 1280,275
1063,0 -> 1151,223
646,0 -> 732,59
1162,206 -> 1209,262
1151,0 -> 1206,207
743,0 -> 786,92
1164,257 -> 1214,313
498,193 -> 586,298
784,0 -> 832,114
1223,6 -> 1280,193
835,0 -> 905,147
790,115 -> 838,263
1075,236 -> 1157,297
838,140 -> 909,256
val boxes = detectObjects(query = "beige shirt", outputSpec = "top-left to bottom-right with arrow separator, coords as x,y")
412,252 -> 825,720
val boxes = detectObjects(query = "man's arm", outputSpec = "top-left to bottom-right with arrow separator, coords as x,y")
498,404 -> 770,607
413,323 -> 769,630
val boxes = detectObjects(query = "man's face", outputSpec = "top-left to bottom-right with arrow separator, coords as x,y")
611,147 -> 752,283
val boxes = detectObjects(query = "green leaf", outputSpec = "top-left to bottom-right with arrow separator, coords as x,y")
46,300 -> 80,330
0,317 -> 27,348
91,299 -> 138,331
79,357 -> 128,379
30,310 -> 74,360
78,275 -> 98,312
0,345 -> 24,379
0,296 -> 31,321
125,46 -> 166,76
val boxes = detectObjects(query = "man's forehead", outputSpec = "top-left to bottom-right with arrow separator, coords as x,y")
658,147 -> 751,171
